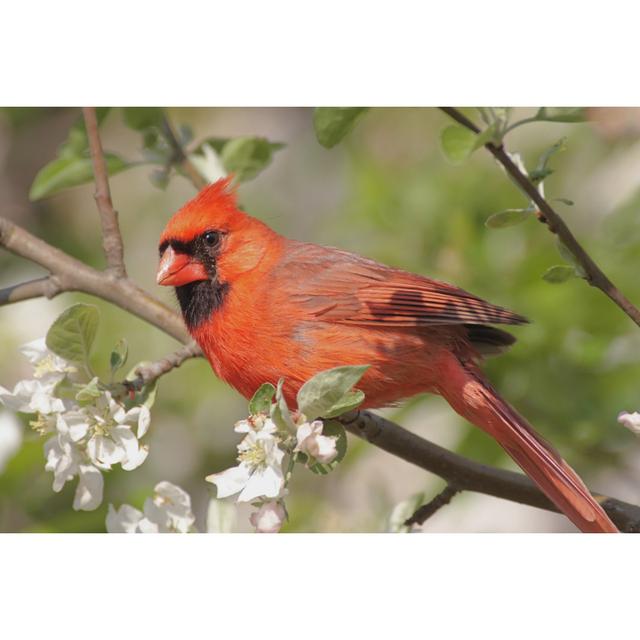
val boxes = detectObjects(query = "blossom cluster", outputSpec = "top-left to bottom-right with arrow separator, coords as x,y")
205,400 -> 343,533
0,338 -> 150,510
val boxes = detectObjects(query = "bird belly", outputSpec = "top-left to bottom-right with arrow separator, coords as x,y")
193,311 -> 453,410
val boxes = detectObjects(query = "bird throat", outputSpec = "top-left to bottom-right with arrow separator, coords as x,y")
174,279 -> 229,330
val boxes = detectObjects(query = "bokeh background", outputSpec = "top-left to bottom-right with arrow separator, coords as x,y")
1,107 -> 639,532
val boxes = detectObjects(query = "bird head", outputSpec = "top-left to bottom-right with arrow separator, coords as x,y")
157,177 -> 280,328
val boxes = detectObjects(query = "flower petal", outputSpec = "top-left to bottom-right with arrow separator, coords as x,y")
238,464 -> 284,502
106,504 -> 144,533
206,464 -> 251,499
73,464 -> 103,511
249,501 -> 286,533
137,405 -> 151,438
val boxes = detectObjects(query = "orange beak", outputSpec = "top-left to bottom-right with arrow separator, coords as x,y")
156,246 -> 209,286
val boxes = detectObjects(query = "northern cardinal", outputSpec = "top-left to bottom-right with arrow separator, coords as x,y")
157,178 -> 618,533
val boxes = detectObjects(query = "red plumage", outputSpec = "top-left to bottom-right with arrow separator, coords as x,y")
158,179 -> 618,533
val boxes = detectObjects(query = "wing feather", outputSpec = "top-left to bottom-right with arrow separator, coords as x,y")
280,242 -> 528,328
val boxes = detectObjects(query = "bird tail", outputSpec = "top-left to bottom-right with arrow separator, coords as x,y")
437,357 -> 618,533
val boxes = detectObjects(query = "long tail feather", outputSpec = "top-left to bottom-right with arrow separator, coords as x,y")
438,359 -> 618,533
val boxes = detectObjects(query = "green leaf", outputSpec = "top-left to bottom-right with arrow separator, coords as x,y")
29,153 -> 128,201
313,107 -> 369,149
297,365 -> 369,421
440,125 -> 478,165
75,377 -> 101,405
109,339 -> 128,377
249,383 -> 276,415
485,209 -> 530,229
307,420 -> 348,475
535,107 -> 586,123
322,390 -> 365,418
472,123 -> 499,150
542,265 -> 576,284
220,136 -> 284,182
270,379 -> 295,432
46,303 -> 99,364
122,107 -> 164,131
554,197 -> 574,206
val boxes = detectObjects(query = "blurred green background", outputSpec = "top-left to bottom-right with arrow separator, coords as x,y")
1,107 -> 639,532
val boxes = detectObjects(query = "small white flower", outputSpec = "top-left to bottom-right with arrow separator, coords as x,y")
44,431 -> 104,511
106,504 -> 144,533
20,338 -> 76,382
141,481 -> 195,533
106,482 -> 196,533
0,410 -> 23,473
0,378 -> 65,415
206,420 -> 285,502
249,501 -> 286,533
618,411 -> 640,435
72,392 -> 149,472
294,420 -> 338,464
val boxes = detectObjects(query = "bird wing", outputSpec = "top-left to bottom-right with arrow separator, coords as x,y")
280,242 -> 527,328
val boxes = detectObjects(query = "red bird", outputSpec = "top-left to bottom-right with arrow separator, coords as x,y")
157,178 -> 617,533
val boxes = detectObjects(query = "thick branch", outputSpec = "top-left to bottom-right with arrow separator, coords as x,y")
161,114 -> 208,191
0,216 -> 189,343
440,107 -> 640,328
340,410 -> 640,532
82,107 -> 127,278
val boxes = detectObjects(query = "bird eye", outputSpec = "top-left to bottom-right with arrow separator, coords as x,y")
203,231 -> 220,247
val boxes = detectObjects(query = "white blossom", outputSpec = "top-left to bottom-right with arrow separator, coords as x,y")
206,417 -> 285,502
106,482 -> 196,533
618,411 -> 640,435
20,338 -> 76,382
44,430 -> 104,511
0,378 -> 66,415
294,420 -> 338,464
106,504 -> 144,533
249,501 -> 286,533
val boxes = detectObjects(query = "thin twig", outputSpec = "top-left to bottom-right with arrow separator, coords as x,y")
161,114 -> 208,191
82,107 -> 127,278
0,276 -> 61,305
339,410 -> 640,532
439,107 -> 640,328
405,484 -> 460,527
125,342 -> 202,391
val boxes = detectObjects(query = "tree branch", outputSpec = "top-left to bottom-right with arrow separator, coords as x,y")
82,107 -> 127,278
339,410 -> 640,532
161,114 -> 208,191
2,111 -> 639,533
439,107 -> 640,328
0,216 -> 189,343
405,484 -> 460,527
125,342 -> 202,391
0,276 -> 61,305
